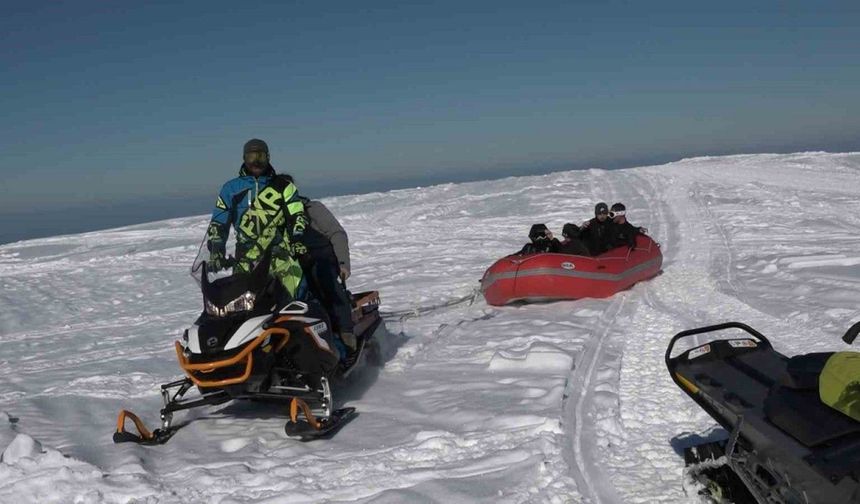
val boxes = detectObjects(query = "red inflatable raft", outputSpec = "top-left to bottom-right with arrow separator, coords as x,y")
480,234 -> 663,306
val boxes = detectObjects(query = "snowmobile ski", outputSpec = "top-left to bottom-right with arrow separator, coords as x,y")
113,409 -> 178,445
284,397 -> 357,441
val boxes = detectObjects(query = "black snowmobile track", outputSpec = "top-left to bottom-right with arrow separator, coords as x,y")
683,440 -> 758,504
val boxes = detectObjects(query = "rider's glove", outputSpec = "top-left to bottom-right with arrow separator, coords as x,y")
339,264 -> 350,281
209,251 -> 229,272
292,242 -> 309,258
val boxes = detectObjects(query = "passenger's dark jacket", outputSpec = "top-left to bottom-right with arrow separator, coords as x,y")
609,221 -> 640,249
299,199 -> 350,272
559,238 -> 590,256
580,218 -> 613,255
517,238 -> 561,255
298,199 -> 354,336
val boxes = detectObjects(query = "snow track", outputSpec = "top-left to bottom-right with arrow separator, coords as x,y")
2,153 -> 859,503
563,295 -> 627,504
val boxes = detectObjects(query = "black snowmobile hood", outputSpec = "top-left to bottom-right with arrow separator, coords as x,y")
201,248 -> 272,307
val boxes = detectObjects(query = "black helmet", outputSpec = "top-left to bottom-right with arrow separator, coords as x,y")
243,138 -> 270,168
594,202 -> 609,216
528,223 -> 549,242
243,138 -> 269,154
562,223 -> 580,239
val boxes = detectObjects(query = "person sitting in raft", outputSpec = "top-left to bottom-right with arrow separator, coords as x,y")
559,223 -> 591,256
607,202 -> 647,249
517,223 -> 561,255
580,202 -> 614,255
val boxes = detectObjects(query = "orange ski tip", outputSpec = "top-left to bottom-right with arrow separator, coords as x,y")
116,409 -> 154,441
289,398 -> 299,424
289,398 -> 322,430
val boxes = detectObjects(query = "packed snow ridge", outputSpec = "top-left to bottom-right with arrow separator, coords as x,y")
1,152 -> 859,503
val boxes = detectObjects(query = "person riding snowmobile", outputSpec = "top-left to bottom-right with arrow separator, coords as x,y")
580,202 -> 613,255
206,138 -> 308,300
298,197 -> 357,356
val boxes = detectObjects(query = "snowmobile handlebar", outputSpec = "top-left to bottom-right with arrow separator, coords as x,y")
665,322 -> 772,368
843,320 -> 860,345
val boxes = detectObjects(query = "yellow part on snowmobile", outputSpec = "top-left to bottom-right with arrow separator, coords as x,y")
674,372 -> 700,395
820,351 -> 860,422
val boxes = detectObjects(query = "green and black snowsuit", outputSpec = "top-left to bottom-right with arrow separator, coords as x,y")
207,164 -> 308,298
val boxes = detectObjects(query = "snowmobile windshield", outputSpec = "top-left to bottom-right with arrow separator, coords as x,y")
199,251 -> 272,317
190,232 -> 274,317
191,231 -> 235,286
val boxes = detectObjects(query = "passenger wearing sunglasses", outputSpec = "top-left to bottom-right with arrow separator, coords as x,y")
607,202 -> 646,250
517,223 -> 561,255
206,138 -> 309,300
580,202 -> 614,255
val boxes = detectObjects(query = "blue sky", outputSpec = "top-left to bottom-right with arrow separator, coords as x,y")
1,1 -> 859,241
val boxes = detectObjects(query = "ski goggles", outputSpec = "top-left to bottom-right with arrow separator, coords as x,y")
243,150 -> 269,166
609,210 -> 626,218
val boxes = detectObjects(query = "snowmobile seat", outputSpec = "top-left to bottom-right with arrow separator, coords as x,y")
728,349 -> 791,389
764,384 -> 860,447
780,352 -> 834,390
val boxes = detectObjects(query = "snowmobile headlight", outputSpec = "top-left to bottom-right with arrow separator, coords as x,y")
205,292 -> 256,317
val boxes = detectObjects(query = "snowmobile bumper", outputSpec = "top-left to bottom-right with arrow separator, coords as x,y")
665,321 -> 772,399
175,327 -> 291,388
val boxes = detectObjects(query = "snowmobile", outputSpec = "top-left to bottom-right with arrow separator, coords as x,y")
666,321 -> 860,504
113,244 -> 382,445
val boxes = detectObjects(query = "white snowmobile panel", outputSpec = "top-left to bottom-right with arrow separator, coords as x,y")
224,315 -> 272,351
186,325 -> 202,354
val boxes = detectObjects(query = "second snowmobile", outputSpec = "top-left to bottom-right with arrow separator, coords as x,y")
666,321 -> 860,503
114,242 -> 382,445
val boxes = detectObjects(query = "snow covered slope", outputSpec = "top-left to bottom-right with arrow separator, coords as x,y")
1,152 -> 859,503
